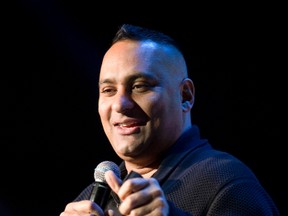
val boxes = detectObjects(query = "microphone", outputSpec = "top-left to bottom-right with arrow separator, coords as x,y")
89,161 -> 120,209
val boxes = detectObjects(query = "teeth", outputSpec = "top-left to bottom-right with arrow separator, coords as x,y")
118,122 -> 136,127
119,123 -> 129,127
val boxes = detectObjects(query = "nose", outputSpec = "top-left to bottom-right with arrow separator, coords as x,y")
112,91 -> 135,113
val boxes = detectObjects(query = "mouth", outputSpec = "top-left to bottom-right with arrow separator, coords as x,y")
116,121 -> 144,127
113,120 -> 146,135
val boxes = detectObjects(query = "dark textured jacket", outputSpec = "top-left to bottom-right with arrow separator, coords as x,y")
74,125 -> 280,215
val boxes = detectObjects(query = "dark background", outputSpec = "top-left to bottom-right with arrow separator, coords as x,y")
1,1 -> 285,216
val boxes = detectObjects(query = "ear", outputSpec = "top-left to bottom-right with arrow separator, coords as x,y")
181,78 -> 195,112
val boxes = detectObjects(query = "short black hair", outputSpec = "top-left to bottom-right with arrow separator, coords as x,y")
112,24 -> 183,55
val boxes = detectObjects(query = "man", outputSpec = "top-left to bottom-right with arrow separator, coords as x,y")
60,24 -> 279,215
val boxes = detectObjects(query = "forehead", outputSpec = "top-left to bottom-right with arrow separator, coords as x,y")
99,40 -> 174,80
102,40 -> 165,64
102,39 -> 183,68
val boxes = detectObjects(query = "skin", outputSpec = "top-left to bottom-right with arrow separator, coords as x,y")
98,40 -> 194,175
60,39 -> 195,216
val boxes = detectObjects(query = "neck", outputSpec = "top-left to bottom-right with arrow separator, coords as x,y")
125,159 -> 160,178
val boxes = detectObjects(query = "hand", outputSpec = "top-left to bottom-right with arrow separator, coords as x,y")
105,170 -> 169,216
59,200 -> 104,216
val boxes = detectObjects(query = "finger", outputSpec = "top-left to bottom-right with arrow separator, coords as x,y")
127,197 -> 169,216
118,178 -> 159,215
105,209 -> 115,216
118,178 -> 149,200
105,170 -> 122,194
60,200 -> 103,216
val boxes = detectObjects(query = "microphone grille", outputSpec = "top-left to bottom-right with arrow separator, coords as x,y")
94,161 -> 120,183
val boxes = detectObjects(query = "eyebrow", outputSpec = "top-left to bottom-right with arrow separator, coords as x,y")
99,73 -> 157,86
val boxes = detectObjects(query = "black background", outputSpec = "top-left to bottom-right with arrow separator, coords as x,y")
1,1 -> 286,216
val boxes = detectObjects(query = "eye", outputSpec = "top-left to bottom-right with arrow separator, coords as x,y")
100,86 -> 117,96
132,83 -> 151,93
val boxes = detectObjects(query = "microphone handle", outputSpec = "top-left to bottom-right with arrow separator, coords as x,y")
90,171 -> 142,209
89,181 -> 111,209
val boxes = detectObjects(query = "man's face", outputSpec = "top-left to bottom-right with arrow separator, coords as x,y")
98,40 -> 185,162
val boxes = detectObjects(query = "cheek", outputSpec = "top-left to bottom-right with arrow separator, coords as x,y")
98,101 -> 110,120
98,102 -> 113,139
138,94 -> 164,116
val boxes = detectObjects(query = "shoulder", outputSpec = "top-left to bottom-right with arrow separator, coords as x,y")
183,148 -> 258,183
